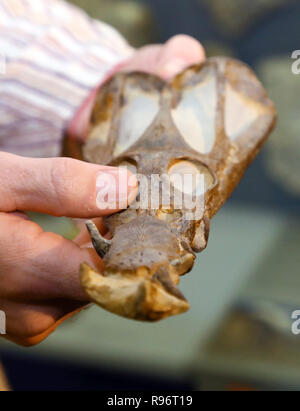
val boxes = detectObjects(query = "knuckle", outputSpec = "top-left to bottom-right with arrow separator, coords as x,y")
49,157 -> 76,214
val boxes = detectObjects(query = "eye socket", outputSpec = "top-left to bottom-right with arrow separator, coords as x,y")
168,160 -> 215,195
114,78 -> 161,157
171,68 -> 217,154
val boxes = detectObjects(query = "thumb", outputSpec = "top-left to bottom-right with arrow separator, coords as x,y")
155,34 -> 206,80
0,152 -> 138,218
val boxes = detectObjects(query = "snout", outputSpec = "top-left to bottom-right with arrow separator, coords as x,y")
80,215 -> 195,321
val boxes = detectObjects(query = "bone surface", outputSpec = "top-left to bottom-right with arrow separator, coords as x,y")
67,57 -> 276,322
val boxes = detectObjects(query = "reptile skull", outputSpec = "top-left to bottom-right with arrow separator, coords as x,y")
71,57 -> 276,321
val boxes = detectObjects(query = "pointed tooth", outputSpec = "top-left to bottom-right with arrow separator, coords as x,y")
86,220 -> 111,258
153,267 -> 186,301
192,215 -> 210,253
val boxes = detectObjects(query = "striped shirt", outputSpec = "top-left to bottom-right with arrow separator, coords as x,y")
0,0 -> 134,157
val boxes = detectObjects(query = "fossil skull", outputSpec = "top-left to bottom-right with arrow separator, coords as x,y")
68,57 -> 276,321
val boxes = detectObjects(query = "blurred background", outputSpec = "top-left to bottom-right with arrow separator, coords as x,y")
1,0 -> 300,391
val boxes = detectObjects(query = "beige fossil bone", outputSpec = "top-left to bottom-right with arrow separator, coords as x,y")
65,57 -> 276,321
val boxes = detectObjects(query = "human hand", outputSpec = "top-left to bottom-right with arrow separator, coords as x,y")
0,152 -> 137,346
1,35 -> 205,347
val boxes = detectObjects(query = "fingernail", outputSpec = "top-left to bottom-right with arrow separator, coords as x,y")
96,168 -> 137,211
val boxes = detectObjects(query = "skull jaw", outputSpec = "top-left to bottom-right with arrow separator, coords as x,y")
81,215 -> 195,320
80,263 -> 190,321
